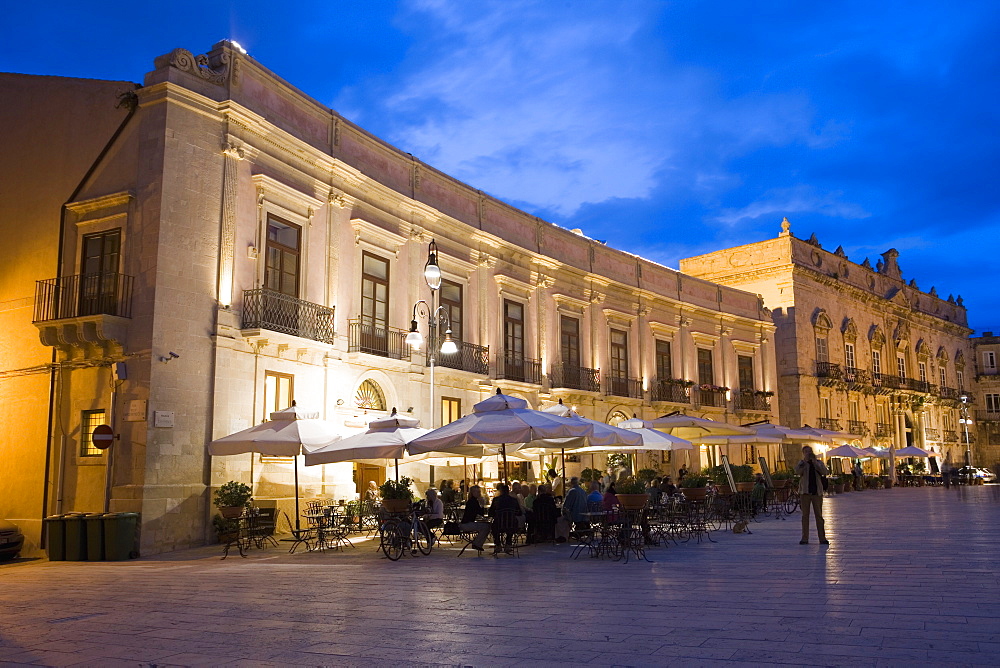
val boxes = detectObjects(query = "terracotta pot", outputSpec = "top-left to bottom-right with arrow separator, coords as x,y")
773,479 -> 790,489
219,506 -> 244,519
680,487 -> 707,501
382,498 -> 411,513
736,482 -> 755,492
616,494 -> 647,510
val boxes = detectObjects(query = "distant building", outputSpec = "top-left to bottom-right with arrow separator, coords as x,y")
0,42 -> 777,556
971,332 -> 1000,472
681,218 -> 976,468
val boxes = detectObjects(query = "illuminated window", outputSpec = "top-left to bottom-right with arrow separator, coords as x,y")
356,379 -> 386,410
919,362 -> 927,383
80,410 -> 106,457
441,397 -> 461,425
697,348 -> 714,385
939,366 -> 946,387
872,349 -> 882,376
845,343 -> 856,370
261,372 -> 294,462
737,355 -> 754,391
897,355 -> 906,379
655,340 -> 672,380
607,411 -> 629,427
815,337 -> 829,363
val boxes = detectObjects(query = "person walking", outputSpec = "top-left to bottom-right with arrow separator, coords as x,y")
794,445 -> 829,545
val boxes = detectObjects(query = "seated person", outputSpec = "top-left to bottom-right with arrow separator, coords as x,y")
602,482 -> 619,511
459,485 -> 492,553
586,481 -> 604,508
423,488 -> 444,532
532,484 -> 558,542
562,477 -> 588,528
365,480 -> 380,503
440,480 -> 457,504
487,482 -> 523,548
659,476 -> 678,497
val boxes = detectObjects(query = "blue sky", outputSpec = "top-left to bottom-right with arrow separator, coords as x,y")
3,1 -> 997,332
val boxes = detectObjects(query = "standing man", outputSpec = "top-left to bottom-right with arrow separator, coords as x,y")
678,465 -> 688,482
794,446 -> 830,546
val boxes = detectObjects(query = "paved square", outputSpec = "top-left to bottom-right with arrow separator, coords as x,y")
2,486 -> 999,667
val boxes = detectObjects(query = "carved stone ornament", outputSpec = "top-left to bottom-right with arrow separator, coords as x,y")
223,142 -> 245,160
162,47 -> 231,85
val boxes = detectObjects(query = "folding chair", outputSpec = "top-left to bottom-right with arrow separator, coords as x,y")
279,510 -> 314,553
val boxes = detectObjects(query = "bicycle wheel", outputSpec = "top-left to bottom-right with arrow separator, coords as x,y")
415,520 -> 433,555
784,492 -> 800,514
381,523 -> 404,561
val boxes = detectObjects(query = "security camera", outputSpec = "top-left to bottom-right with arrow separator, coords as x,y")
169,352 -> 180,359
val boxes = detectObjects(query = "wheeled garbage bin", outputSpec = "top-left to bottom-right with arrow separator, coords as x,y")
103,512 -> 140,560
62,513 -> 89,561
43,515 -> 67,561
85,513 -> 109,561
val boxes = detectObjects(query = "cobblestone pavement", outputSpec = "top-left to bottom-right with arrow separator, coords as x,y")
2,485 -> 999,667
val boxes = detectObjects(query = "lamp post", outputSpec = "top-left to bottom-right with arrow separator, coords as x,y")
406,240 -> 457,429
959,393 -> 973,484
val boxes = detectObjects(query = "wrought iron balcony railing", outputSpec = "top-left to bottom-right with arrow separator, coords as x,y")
844,367 -> 871,386
605,375 -> 643,399
695,388 -> 727,408
847,420 -> 869,435
903,378 -> 932,393
816,361 -> 842,378
875,374 -> 906,390
874,422 -> 893,437
34,272 -> 134,322
242,288 -> 335,344
734,391 -> 771,412
939,386 -> 962,400
923,427 -> 941,441
348,319 -> 411,360
426,333 -> 489,375
818,418 -> 841,431
550,364 -> 601,393
495,352 -> 542,385
976,410 -> 1000,422
650,379 -> 691,404
944,430 -> 960,442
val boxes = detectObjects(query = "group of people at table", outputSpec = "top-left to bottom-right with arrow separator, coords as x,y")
371,470 -> 691,555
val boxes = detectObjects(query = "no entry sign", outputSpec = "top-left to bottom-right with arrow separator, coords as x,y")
92,424 -> 115,450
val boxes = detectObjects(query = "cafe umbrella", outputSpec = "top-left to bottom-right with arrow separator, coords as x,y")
407,389 -> 595,483
303,409 -> 428,481
209,403 -> 341,531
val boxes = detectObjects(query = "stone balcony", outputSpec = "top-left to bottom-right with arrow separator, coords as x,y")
33,272 -> 133,360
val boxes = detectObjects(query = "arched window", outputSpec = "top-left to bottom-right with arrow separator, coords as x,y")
607,411 -> 629,426
355,379 -> 386,410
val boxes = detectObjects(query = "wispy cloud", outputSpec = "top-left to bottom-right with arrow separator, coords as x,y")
713,185 -> 870,227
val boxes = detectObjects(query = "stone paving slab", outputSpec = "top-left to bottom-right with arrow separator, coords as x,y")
2,485 -> 999,667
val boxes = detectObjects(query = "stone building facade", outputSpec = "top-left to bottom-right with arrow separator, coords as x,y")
971,333 -> 1000,471
1,42 -> 777,556
680,219 -> 976,468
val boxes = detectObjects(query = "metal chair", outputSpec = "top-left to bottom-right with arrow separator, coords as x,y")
279,511 -> 314,554
491,509 -> 521,558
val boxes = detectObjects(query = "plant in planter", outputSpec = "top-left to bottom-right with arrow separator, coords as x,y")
212,514 -> 240,542
379,476 -> 414,512
771,470 -> 798,488
636,468 -> 660,485
678,473 -> 710,500
214,481 -> 253,518
580,467 -> 604,484
613,476 -> 648,509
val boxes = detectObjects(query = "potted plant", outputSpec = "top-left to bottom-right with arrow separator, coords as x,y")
379,476 -> 414,513
679,474 -> 710,500
832,475 -> 845,494
214,481 -> 252,519
212,514 -> 240,543
614,476 -> 648,509
771,470 -> 797,489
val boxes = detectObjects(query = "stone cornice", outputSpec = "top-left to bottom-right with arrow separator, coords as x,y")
66,191 -> 134,216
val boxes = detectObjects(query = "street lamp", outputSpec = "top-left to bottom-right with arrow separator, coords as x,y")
410,240 -> 455,428
959,393 -> 973,482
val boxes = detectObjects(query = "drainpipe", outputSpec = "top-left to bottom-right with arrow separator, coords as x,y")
41,87 -> 139,538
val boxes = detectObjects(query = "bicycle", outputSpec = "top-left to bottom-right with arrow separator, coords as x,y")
379,509 -> 433,561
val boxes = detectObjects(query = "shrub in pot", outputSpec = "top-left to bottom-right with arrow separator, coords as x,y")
212,514 -> 240,542
613,476 -> 648,509
678,474 -> 710,500
379,476 -> 414,512
214,481 -> 252,518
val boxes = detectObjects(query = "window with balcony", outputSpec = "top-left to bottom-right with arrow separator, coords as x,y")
561,316 -> 580,369
265,216 -> 300,297
80,409 -> 107,457
655,340 -> 672,380
80,229 -> 122,316
919,361 -> 927,384
939,366 -> 947,387
440,280 -> 463,342
957,370 -> 965,389
552,315 -> 597,390
986,394 -> 1000,413
430,280 -> 487,373
737,355 -> 754,391
498,300 -> 539,383
697,348 -> 714,385
351,252 -> 408,358
610,328 -> 628,379
816,337 -> 829,363
984,351 -> 997,373
872,349 -> 882,376
845,343 -> 856,370
897,355 -> 906,379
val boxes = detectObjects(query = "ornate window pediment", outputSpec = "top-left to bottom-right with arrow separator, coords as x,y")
936,347 -> 949,364
869,324 -> 886,349
813,309 -> 833,332
842,318 -> 858,341
916,340 -> 932,359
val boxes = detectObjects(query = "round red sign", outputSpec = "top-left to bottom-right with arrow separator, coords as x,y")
92,424 -> 115,450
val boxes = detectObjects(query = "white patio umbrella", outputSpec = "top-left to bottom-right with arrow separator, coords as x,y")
407,389 -> 594,482
741,423 -> 834,443
862,446 -> 890,458
894,445 -> 932,457
209,404 -> 342,530
303,410 -> 428,467
825,444 -> 871,458
800,425 -> 864,442
649,413 -> 755,439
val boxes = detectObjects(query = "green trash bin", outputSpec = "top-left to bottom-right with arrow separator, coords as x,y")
43,515 -> 67,561
63,513 -> 89,561
85,513 -> 110,561
103,512 -> 140,561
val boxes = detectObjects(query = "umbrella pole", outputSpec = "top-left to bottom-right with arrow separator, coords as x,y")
294,455 -> 301,533
394,458 -> 399,482
463,456 -> 468,497
501,444 -> 509,484
561,447 -> 566,496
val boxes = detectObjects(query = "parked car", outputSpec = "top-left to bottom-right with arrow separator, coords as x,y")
0,519 -> 24,560
955,467 -> 997,483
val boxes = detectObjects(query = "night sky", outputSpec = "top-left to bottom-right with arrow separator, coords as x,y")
3,1 -> 997,332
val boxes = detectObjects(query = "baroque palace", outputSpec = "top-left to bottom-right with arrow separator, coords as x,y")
0,43 -> 986,557
1,42 -> 780,556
